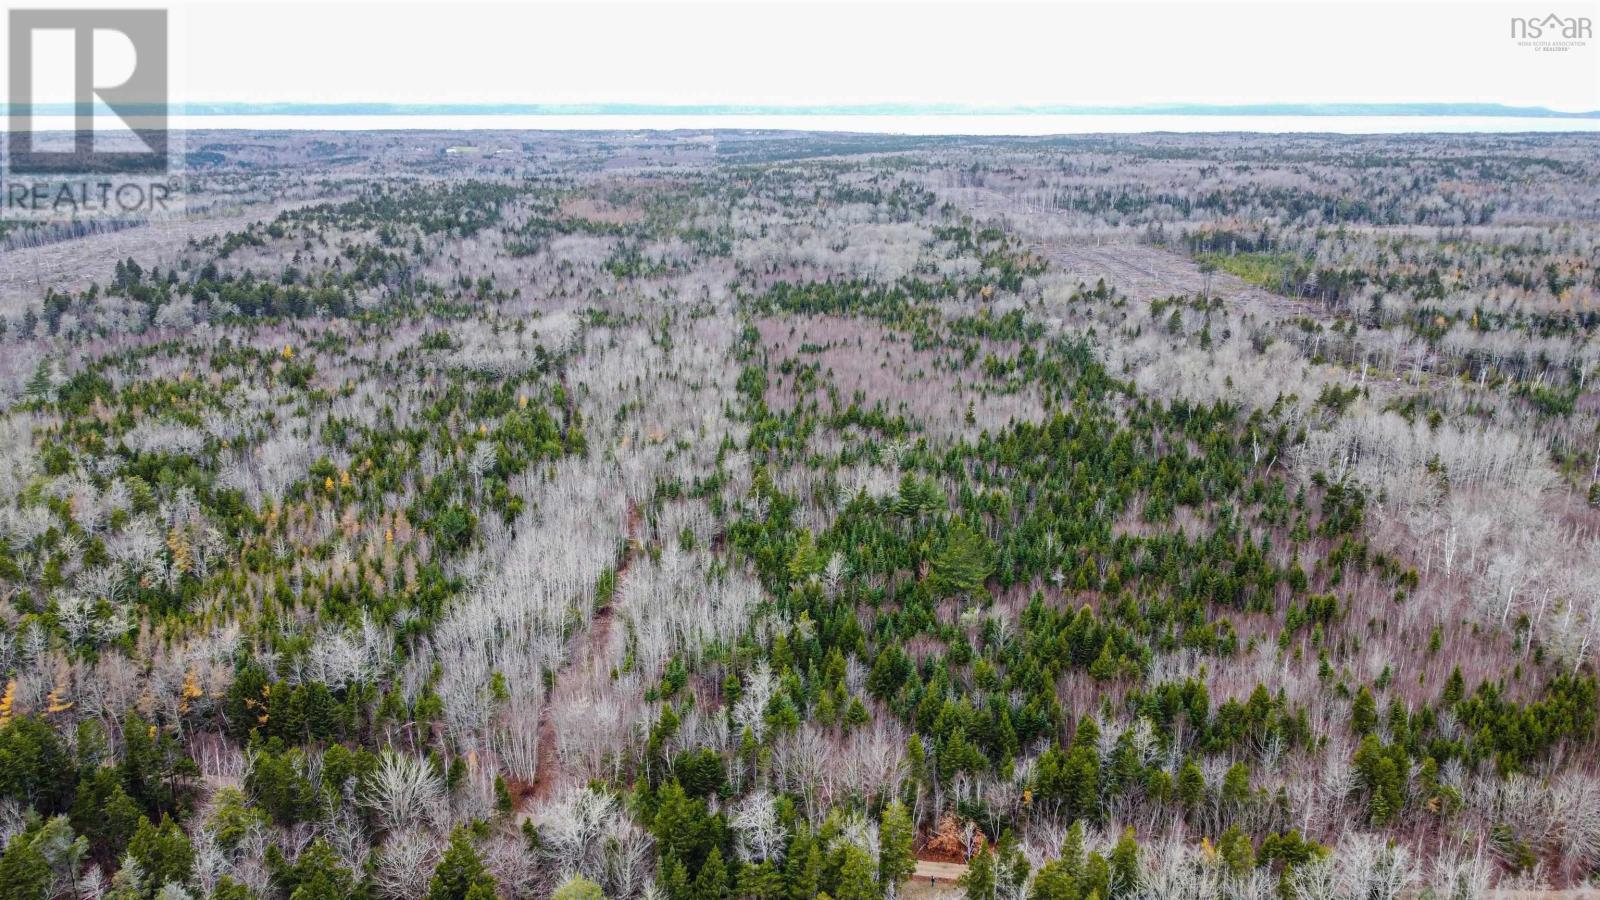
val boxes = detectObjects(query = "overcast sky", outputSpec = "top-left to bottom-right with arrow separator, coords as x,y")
14,0 -> 1600,112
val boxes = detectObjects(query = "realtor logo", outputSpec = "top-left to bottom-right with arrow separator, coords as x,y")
7,8 -> 169,174
1511,13 -> 1592,39
1509,12 -> 1592,52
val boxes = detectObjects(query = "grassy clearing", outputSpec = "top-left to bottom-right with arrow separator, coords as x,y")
1196,250 -> 1302,293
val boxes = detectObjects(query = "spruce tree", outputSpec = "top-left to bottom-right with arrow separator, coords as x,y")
832,844 -> 878,900
879,800 -> 916,897
127,817 -> 193,892
929,521 -> 993,598
0,835 -> 50,900
1108,829 -> 1138,898
786,829 -> 821,900
960,849 -> 995,900
427,828 -> 497,900
692,847 -> 728,900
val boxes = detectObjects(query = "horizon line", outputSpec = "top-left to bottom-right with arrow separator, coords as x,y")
8,101 -> 1600,119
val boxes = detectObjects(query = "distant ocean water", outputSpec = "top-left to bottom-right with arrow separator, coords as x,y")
15,113 -> 1600,135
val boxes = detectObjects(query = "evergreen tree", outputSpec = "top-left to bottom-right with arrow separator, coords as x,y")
24,361 -> 54,403
879,800 -> 915,898
1060,821 -> 1085,879
212,877 -> 254,900
844,697 -> 872,731
786,828 -> 821,900
0,834 -> 50,900
991,834 -> 1031,900
788,530 -> 823,583
906,735 -> 928,800
1353,735 -> 1407,826
427,829 -> 497,900
1108,829 -> 1138,898
894,474 -> 944,521
929,521 -> 993,598
653,780 -> 697,863
692,847 -> 728,900
127,817 -> 193,891
1062,742 -> 1100,824
960,850 -> 995,900
659,857 -> 692,900
0,715 -> 75,815
1221,763 -> 1251,808
1217,826 -> 1254,877
1177,760 -> 1206,811
832,844 -> 878,900
279,840 -> 363,900
1029,821 -> 1086,900
1078,852 -> 1109,900
737,860 -> 785,900
1088,640 -> 1119,681
29,817 -> 86,897
1026,860 -> 1077,900
1352,686 -> 1377,736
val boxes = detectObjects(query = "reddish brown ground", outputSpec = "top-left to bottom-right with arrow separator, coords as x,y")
524,501 -> 637,806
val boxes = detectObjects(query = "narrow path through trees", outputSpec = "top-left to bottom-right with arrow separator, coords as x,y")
522,501 -> 639,809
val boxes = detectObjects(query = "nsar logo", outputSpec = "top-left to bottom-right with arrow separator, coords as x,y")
1510,13 -> 1592,48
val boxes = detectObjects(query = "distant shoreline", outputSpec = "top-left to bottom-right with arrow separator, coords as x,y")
121,102 -> 1600,119
5,102 -> 1600,119
10,102 -> 1600,136
12,114 -> 1598,136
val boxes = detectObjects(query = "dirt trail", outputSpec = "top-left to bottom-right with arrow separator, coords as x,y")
911,860 -> 968,884
522,501 -> 639,809
901,860 -> 970,899
528,706 -> 561,804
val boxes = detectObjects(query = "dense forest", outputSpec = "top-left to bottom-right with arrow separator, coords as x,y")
0,131 -> 1597,899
